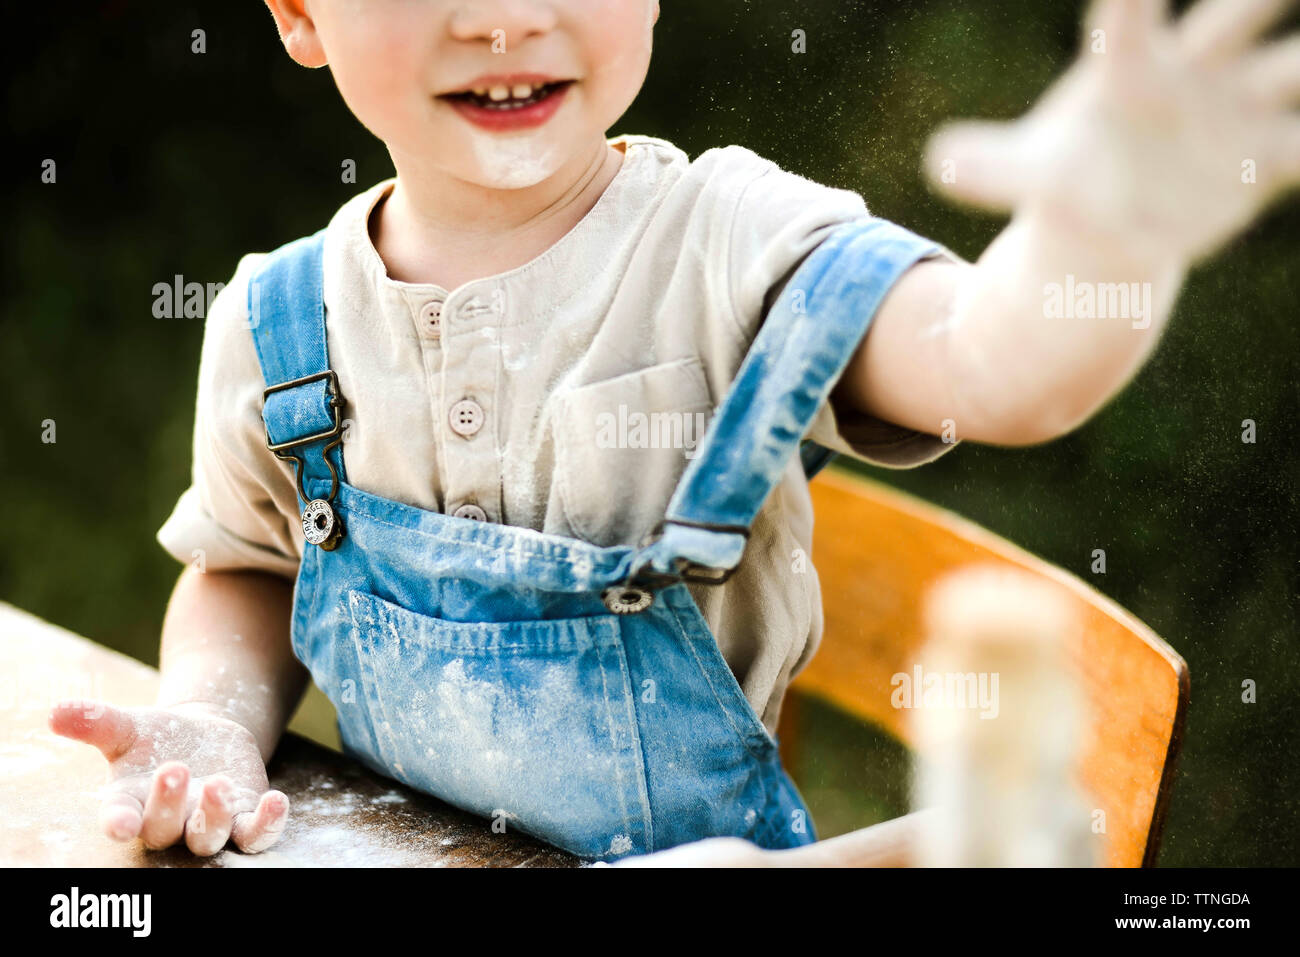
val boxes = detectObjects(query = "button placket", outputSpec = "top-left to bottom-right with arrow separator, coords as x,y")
437,284 -> 505,524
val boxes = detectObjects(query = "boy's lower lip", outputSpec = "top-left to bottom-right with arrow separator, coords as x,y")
440,81 -> 572,132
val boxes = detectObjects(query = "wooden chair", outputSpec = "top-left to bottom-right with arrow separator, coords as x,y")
777,466 -> 1190,867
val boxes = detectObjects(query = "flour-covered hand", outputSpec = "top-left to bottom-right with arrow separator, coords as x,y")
925,0 -> 1300,264
49,699 -> 289,856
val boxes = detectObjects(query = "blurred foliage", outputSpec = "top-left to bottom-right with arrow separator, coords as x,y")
2,0 -> 1296,865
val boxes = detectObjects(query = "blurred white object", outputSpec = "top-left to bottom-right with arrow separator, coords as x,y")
912,565 -> 1097,867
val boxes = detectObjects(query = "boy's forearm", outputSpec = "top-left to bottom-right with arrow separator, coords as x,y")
156,565 -> 307,762
938,204 -> 1189,443
757,809 -> 934,867
845,205 -> 1189,446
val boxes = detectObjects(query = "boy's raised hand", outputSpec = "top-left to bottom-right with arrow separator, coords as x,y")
49,699 -> 289,857
925,0 -> 1300,265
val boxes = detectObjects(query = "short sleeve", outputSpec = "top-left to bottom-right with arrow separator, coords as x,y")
725,151 -> 965,469
156,253 -> 304,577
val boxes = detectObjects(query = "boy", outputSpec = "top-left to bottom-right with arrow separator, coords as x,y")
51,0 -> 1299,862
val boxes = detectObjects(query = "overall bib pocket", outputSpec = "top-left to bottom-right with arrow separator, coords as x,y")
344,589 -> 653,860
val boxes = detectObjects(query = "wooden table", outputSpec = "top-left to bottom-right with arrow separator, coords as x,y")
0,602 -> 578,867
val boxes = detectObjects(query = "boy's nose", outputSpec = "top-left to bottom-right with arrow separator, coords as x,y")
447,1 -> 559,44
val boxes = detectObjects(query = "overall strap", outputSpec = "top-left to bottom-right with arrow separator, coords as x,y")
247,229 -> 346,503
631,218 -> 944,582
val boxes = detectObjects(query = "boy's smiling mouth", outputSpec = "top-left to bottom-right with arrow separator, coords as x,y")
438,73 -> 576,131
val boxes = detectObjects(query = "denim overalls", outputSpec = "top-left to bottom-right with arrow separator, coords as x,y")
249,216 -> 942,860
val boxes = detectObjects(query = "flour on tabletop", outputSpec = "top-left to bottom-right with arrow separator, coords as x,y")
0,742 -> 58,776
216,823 -> 428,868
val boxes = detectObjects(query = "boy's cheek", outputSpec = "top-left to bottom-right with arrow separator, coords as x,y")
592,1 -> 656,56
327,56 -> 426,140
313,11 -> 429,111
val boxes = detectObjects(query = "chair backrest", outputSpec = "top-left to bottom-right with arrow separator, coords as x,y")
779,466 -> 1189,867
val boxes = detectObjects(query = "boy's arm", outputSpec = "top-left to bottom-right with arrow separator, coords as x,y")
616,811 -> 936,867
156,564 -> 307,763
837,210 -> 1185,445
50,565 -> 303,856
836,0 -> 1300,445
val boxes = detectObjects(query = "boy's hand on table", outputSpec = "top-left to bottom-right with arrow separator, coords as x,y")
611,837 -> 775,867
612,812 -> 935,866
49,699 -> 289,857
926,0 -> 1300,264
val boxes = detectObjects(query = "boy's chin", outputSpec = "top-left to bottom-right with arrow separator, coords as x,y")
452,133 -> 571,191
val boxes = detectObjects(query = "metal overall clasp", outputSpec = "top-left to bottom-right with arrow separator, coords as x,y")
263,370 -> 346,551
600,518 -> 750,614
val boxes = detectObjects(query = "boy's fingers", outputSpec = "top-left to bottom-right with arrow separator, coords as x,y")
1238,36 -> 1300,108
99,790 -> 145,843
1178,0 -> 1294,67
49,699 -> 136,761
1274,119 -> 1300,183
1085,0 -> 1169,59
139,762 -> 191,850
230,790 -> 290,854
185,778 -> 237,857
923,122 -> 1028,212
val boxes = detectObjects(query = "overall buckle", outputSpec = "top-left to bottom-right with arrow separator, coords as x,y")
262,370 -> 346,550
600,518 -> 750,613
263,370 -> 344,454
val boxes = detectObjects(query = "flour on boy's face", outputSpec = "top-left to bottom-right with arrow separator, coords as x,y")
299,0 -> 658,190
463,126 -> 566,190
436,74 -> 576,188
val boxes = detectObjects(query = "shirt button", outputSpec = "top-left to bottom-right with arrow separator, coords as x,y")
419,299 -> 443,337
452,503 -> 488,522
448,398 -> 484,437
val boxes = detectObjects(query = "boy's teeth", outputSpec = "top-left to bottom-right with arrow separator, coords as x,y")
453,81 -> 561,109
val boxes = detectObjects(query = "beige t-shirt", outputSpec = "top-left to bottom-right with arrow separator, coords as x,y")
157,133 -> 960,735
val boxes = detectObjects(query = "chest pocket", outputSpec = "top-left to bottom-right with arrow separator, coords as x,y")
551,357 -> 715,547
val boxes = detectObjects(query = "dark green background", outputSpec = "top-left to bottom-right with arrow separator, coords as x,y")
3,1 -> 1296,865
